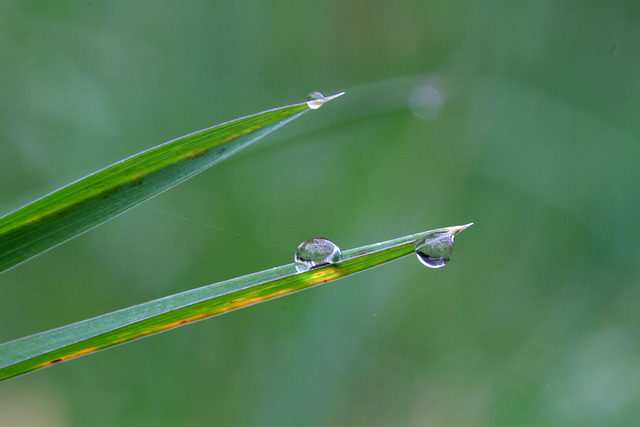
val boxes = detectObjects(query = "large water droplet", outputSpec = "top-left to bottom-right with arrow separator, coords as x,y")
295,238 -> 341,272
306,92 -> 325,109
415,233 -> 455,269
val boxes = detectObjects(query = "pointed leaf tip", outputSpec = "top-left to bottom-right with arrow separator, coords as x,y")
324,92 -> 345,102
451,223 -> 474,235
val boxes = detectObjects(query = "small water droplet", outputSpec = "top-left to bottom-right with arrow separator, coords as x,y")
295,238 -> 341,272
415,233 -> 455,269
409,77 -> 445,120
306,92 -> 325,109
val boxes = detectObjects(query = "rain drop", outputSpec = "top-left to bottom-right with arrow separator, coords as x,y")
295,238 -> 341,272
306,92 -> 325,109
409,77 -> 446,120
415,233 -> 455,269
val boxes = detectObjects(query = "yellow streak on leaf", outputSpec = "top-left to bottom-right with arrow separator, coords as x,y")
36,346 -> 99,369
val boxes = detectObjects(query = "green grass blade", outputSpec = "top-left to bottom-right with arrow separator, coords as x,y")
0,223 -> 471,381
0,93 -> 343,273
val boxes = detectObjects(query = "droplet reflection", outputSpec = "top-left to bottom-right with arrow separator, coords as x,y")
415,250 -> 450,268
415,233 -> 455,269
306,92 -> 325,109
295,238 -> 341,272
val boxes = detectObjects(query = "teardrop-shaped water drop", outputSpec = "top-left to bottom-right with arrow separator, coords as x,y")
415,233 -> 455,269
416,250 -> 450,268
295,238 -> 341,272
306,92 -> 325,109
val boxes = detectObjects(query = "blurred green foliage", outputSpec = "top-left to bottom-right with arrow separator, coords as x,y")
1,1 -> 639,426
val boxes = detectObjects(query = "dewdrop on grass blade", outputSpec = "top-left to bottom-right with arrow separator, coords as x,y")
415,237 -> 453,268
294,238 -> 342,272
306,92 -> 325,109
414,223 -> 473,268
306,91 -> 345,109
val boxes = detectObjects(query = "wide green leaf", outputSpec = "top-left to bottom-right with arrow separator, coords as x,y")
0,223 -> 471,381
0,93 -> 343,273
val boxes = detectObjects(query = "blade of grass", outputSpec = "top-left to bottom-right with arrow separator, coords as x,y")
0,223 -> 471,381
0,93 -> 344,273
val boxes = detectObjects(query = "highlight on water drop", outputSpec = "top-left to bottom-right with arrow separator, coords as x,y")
306,92 -> 325,109
414,223 -> 473,269
415,234 -> 454,269
415,242 -> 451,268
294,238 -> 342,272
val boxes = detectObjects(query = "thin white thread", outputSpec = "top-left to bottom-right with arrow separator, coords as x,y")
143,205 -> 293,253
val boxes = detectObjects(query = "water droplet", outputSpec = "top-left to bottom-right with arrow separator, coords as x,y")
306,92 -> 325,109
415,233 -> 455,269
409,77 -> 445,120
294,238 -> 341,272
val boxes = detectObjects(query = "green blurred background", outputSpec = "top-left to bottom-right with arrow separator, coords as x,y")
1,1 -> 639,426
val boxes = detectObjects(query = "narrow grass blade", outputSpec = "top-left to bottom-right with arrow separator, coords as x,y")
0,223 -> 471,381
0,94 -> 343,273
